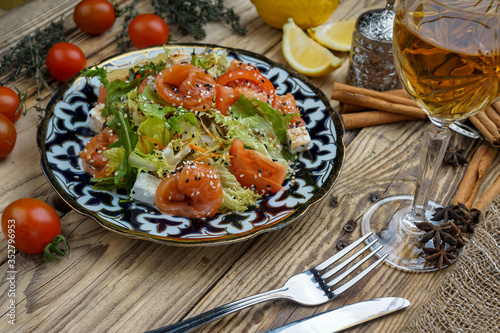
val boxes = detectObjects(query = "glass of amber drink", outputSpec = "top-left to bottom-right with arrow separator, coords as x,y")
361,0 -> 500,272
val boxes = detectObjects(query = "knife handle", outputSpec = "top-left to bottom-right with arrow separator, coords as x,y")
146,287 -> 288,333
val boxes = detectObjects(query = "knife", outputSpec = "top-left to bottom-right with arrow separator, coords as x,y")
267,297 -> 410,333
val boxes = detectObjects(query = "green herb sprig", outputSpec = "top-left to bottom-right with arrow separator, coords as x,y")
0,19 -> 65,116
115,0 -> 140,52
152,0 -> 246,40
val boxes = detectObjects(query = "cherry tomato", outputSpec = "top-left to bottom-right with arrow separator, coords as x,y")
229,138 -> 287,195
1,198 -> 61,254
0,87 -> 21,123
155,63 -> 216,112
0,114 -> 16,158
155,162 -> 223,218
128,14 -> 169,49
73,0 -> 116,35
46,42 -> 87,83
79,128 -> 119,177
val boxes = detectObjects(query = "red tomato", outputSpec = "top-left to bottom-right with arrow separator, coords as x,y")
128,14 -> 169,49
1,198 -> 61,254
73,0 -> 116,35
274,93 -> 305,127
215,85 -> 239,115
79,128 -> 119,178
156,63 -> 216,112
156,162 -> 224,218
46,42 -> 87,82
0,87 -> 21,123
0,114 -> 16,158
229,138 -> 287,195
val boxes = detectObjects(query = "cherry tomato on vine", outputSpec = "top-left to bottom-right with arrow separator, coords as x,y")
1,198 -> 61,254
0,114 -> 16,158
0,87 -> 21,123
128,14 -> 169,49
73,0 -> 116,35
46,42 -> 87,83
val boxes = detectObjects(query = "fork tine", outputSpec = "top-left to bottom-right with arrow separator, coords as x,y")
330,251 -> 389,296
326,244 -> 383,287
320,239 -> 378,281
314,232 -> 373,271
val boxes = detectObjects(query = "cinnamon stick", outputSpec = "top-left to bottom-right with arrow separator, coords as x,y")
467,102 -> 500,147
473,173 -> 500,211
341,111 -> 417,130
341,89 -> 413,113
332,83 -> 427,119
453,144 -> 496,209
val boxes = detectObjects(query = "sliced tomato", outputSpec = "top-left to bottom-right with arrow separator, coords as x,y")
97,77 -> 127,104
138,78 -> 148,95
274,93 -> 305,127
229,138 -> 287,195
97,84 -> 108,104
155,63 -> 216,112
79,128 -> 118,178
155,162 -> 223,218
215,85 -> 239,115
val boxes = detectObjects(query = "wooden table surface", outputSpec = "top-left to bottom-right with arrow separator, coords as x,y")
1,0 -> 499,332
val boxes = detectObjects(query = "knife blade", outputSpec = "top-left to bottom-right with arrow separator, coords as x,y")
267,297 -> 410,333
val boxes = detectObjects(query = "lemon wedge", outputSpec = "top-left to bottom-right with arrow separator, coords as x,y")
308,18 -> 357,52
282,18 -> 342,77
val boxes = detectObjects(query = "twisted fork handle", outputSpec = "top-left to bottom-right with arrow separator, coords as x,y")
146,287 -> 288,333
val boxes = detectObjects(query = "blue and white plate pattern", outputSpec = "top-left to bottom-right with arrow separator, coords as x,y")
37,44 -> 345,246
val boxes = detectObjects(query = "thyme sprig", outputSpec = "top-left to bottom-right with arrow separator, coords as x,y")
152,0 -> 246,40
115,0 -> 140,52
0,19 -> 65,116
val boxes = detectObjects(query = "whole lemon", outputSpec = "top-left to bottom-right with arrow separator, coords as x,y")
251,0 -> 339,30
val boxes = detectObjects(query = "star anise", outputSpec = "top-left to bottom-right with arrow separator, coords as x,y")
444,221 -> 467,248
431,204 -> 463,222
453,203 -> 480,234
423,243 -> 457,269
415,221 -> 458,247
443,146 -> 468,167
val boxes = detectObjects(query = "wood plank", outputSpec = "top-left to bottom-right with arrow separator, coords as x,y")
0,0 -> 499,332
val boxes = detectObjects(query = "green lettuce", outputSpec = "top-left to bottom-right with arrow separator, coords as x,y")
135,117 -> 171,153
211,162 -> 260,212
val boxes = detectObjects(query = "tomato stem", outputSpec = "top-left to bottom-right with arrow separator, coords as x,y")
43,235 -> 70,262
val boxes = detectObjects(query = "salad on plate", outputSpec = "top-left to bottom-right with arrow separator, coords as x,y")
79,49 -> 312,219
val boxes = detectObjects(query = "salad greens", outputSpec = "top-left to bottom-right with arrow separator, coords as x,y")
81,49 -> 303,215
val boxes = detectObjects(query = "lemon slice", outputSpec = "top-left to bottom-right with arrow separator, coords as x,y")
282,18 -> 342,77
308,18 -> 357,52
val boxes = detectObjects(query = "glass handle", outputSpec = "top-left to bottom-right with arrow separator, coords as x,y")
411,123 -> 451,222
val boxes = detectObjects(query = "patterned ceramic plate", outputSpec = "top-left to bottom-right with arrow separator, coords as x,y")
37,44 -> 345,246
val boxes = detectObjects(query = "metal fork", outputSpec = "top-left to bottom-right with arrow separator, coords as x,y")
146,232 -> 387,333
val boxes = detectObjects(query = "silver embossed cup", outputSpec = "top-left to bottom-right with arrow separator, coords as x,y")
348,0 -> 398,91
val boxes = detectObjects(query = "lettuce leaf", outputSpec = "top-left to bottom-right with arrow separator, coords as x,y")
230,95 -> 297,145
135,117 -> 171,153
211,162 -> 260,212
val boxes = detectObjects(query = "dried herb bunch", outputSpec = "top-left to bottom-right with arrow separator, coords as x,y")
0,19 -> 65,114
152,0 -> 247,40
115,0 -> 140,52
415,202 -> 480,269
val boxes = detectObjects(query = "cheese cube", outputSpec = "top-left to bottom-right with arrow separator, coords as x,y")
286,126 -> 311,153
130,172 -> 162,206
86,103 -> 106,133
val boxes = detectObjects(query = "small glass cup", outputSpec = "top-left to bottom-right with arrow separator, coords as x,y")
348,0 -> 399,91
